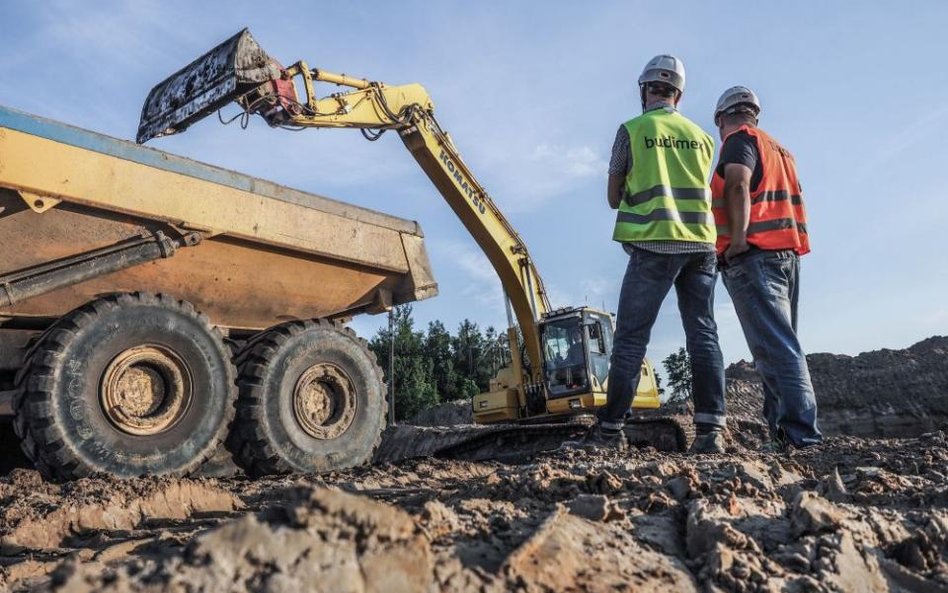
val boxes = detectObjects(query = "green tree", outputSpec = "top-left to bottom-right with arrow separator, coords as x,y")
452,319 -> 488,393
369,305 -> 438,420
662,347 -> 692,404
424,320 -> 460,401
654,370 -> 666,397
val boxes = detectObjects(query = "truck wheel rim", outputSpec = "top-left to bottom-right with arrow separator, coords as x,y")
100,345 -> 193,436
293,363 -> 356,440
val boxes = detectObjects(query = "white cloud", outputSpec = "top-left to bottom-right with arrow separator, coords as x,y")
435,240 -> 506,316
529,144 -> 607,180
546,277 -> 616,311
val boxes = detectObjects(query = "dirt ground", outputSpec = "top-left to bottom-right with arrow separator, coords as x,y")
2,337 -> 947,592
1,429 -> 946,593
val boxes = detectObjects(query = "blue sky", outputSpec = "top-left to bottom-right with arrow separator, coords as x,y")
2,1 -> 946,372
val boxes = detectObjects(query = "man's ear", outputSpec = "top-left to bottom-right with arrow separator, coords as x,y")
674,91 -> 682,107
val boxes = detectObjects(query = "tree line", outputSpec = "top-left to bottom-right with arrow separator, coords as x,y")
368,305 -> 511,420
368,305 -> 694,421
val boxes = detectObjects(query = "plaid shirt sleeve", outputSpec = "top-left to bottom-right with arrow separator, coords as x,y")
608,126 -> 630,177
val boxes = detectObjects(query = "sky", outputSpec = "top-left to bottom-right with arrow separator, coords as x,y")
1,1 -> 946,374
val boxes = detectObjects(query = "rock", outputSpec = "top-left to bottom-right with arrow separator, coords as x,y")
0,480 -> 242,553
821,466 -> 851,503
825,532 -> 890,593
588,470 -> 624,495
790,492 -> 845,537
736,461 -> 774,492
567,494 -> 624,522
418,499 -> 461,539
40,488 -> 434,593
504,509 -> 698,593
666,476 -> 691,501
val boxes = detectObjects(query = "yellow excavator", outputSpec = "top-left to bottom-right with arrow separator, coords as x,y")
138,29 -> 685,452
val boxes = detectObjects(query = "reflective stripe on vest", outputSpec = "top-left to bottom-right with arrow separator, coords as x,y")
618,209 -> 713,225
710,125 -> 810,255
711,189 -> 803,208
627,184 -> 710,207
613,109 -> 716,244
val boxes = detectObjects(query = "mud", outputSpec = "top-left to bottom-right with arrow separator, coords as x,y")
1,432 -> 946,593
2,338 -> 947,592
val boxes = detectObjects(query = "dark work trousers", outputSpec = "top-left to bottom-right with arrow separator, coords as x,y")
720,248 -> 822,447
597,246 -> 726,431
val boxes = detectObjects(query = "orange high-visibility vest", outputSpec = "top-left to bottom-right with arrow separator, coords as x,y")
710,126 -> 810,255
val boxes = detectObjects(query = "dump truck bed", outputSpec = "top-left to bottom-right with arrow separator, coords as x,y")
0,105 -> 437,329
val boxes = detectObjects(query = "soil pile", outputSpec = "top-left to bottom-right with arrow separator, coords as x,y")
726,336 -> 948,438
408,398 -> 473,427
3,432 -> 947,592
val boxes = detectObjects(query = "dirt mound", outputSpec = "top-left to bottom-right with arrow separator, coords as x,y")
0,476 -> 241,553
41,488 -> 432,593
407,398 -> 473,426
725,336 -> 948,438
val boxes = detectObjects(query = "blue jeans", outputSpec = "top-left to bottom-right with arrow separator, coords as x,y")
720,248 -> 822,447
597,247 -> 726,430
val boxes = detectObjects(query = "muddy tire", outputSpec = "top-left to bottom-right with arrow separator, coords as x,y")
231,320 -> 384,476
13,293 -> 236,481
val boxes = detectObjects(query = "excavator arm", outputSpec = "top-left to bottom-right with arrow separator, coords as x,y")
284,64 -> 551,387
138,30 -> 550,393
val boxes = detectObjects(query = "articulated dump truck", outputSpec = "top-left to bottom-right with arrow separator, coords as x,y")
0,105 -> 437,480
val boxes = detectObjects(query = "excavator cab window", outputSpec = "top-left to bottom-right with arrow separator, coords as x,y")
585,317 -> 610,387
541,317 -> 589,397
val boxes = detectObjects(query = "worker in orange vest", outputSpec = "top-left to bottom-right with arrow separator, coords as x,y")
711,86 -> 822,451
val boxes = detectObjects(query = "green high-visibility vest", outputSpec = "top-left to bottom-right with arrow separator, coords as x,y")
613,108 -> 716,243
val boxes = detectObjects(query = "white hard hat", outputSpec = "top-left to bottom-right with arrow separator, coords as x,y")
714,86 -> 761,121
638,55 -> 686,94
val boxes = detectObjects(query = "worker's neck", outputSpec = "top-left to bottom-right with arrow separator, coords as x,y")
720,121 -> 756,138
644,100 -> 676,112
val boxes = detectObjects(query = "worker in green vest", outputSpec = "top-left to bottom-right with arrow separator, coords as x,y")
571,55 -> 727,453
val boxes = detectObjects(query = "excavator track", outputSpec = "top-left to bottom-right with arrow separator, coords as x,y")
374,411 -> 692,465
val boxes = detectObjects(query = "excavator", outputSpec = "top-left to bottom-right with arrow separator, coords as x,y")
137,29 -> 686,455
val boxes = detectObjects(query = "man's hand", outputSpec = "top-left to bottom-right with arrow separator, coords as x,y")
724,239 -> 750,262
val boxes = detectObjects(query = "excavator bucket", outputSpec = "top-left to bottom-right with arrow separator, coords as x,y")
137,29 -> 281,144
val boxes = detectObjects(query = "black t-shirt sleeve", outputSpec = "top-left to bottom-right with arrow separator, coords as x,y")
717,131 -> 757,173
716,131 -> 763,191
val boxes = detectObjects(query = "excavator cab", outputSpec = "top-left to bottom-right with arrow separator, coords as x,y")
535,307 -> 660,418
540,310 -> 607,398
474,307 -> 660,424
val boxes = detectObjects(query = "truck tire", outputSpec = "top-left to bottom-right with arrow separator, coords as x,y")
231,320 -> 385,475
13,292 -> 236,481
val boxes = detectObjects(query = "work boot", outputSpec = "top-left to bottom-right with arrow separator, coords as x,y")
561,424 -> 628,452
689,427 -> 726,454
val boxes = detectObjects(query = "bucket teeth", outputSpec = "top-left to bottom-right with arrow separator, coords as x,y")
137,29 -> 280,144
